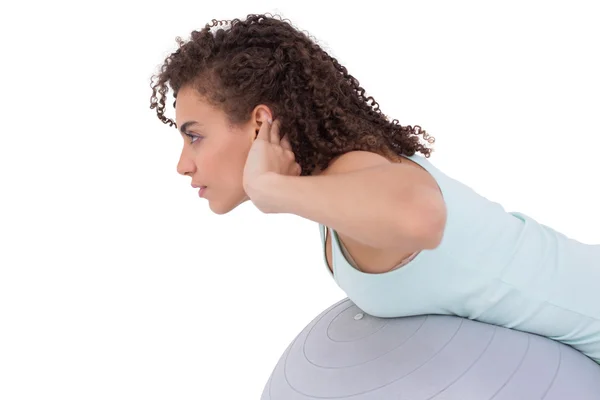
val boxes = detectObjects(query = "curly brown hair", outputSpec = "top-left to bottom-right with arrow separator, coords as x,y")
149,13 -> 435,176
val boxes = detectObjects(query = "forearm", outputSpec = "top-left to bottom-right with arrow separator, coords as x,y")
258,164 -> 443,249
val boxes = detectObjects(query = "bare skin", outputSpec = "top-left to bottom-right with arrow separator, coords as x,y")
323,154 -> 440,274
175,84 -> 442,274
175,85 -> 273,215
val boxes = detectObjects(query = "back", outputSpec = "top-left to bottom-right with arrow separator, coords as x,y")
319,152 -> 600,363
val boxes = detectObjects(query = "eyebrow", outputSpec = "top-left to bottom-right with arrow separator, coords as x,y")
179,121 -> 202,134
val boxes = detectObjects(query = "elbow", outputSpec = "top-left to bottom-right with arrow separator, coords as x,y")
402,199 -> 446,250
424,219 -> 445,249
421,203 -> 447,249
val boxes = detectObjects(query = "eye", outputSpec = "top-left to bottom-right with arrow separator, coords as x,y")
184,132 -> 202,144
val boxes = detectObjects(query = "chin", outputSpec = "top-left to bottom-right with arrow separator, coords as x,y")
208,201 -> 234,215
208,195 -> 249,215
209,207 -> 230,215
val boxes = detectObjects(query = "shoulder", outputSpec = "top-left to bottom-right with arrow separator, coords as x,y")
320,150 -> 441,196
319,151 -> 391,175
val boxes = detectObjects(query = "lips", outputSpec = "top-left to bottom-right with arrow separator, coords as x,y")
191,183 -> 207,197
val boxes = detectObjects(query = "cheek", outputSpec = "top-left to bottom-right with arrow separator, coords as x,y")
225,138 -> 251,167
194,152 -> 216,176
203,144 -> 247,185
222,144 -> 250,186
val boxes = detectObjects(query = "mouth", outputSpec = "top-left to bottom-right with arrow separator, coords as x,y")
198,186 -> 207,197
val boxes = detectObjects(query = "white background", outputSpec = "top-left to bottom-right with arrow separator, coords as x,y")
1,0 -> 599,398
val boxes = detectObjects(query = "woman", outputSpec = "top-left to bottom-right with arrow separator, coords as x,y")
149,14 -> 600,363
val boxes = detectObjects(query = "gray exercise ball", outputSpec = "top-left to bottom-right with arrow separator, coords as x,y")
261,298 -> 600,399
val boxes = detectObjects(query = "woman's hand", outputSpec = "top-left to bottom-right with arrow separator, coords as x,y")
243,117 -> 302,213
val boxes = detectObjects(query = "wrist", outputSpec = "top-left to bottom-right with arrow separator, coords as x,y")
248,172 -> 292,214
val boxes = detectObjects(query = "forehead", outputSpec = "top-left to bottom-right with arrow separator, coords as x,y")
174,86 -> 215,125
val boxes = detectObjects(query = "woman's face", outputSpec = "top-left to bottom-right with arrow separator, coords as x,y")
175,85 -> 270,214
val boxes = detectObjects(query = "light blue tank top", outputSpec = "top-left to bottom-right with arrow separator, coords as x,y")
319,152 -> 600,363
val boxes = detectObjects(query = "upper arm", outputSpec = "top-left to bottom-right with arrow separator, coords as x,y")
320,151 -> 446,274
322,151 -> 446,231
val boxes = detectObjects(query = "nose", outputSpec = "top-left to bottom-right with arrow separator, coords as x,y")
176,149 -> 196,177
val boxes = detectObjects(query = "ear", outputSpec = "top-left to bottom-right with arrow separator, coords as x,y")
247,105 -> 274,142
251,104 -> 273,127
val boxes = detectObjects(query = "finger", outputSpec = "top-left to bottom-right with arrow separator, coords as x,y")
270,119 -> 280,143
280,134 -> 292,151
255,117 -> 271,142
